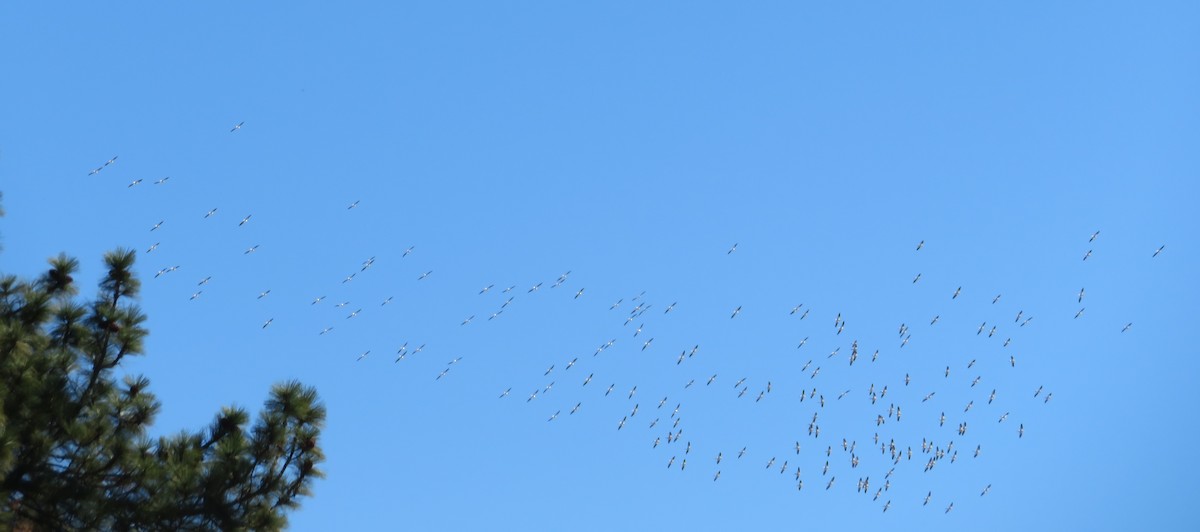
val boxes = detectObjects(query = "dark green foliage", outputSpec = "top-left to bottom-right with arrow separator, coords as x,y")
1,249 -> 324,530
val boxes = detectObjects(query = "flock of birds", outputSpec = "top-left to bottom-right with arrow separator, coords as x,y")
88,123 -> 1169,514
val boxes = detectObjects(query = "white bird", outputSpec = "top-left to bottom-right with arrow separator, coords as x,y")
1122,323 -> 1132,333
605,384 -> 614,396
583,373 -> 593,386
346,308 -> 362,319
800,309 -> 809,319
1078,287 -> 1085,302
230,121 -> 244,132
916,240 -> 924,250
461,315 -> 474,326
154,177 -> 170,185
945,502 -> 954,514
1153,245 -> 1165,257
403,246 -> 414,257
128,179 -> 143,188
262,318 -> 273,329
347,200 -> 360,209
628,386 -> 637,399
335,301 -> 350,308
1083,249 -> 1092,261
547,411 -> 559,422
257,290 -> 271,299
528,282 -> 542,293
617,417 -> 626,430
665,301 -> 677,314
150,220 -> 164,231
436,368 -> 450,380
924,491 -> 932,505
730,306 -> 742,319
981,484 -> 991,496
642,338 -> 654,351
357,350 -> 370,361
146,242 -> 160,253
319,327 -> 333,335
728,243 -> 738,254
952,286 -> 961,299
204,208 -> 218,218
575,288 -> 585,299
930,315 -> 939,325
707,374 -> 718,385
992,294 -> 1001,304
498,388 -> 511,398
912,273 -> 922,283
1074,308 -> 1085,319
198,276 -> 212,286
239,215 -> 252,227
1089,230 -> 1100,242
418,271 -> 432,280
244,245 -> 260,254
570,402 -> 581,414
189,291 -> 202,300
381,296 -> 393,306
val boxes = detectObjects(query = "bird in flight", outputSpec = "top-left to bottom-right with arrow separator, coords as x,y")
575,288 -> 585,299
418,271 -> 432,280
403,246 -> 414,257
146,242 -> 160,253
239,215 -> 252,227
498,388 -> 510,399
128,179 -> 143,188
1089,230 -> 1100,242
244,245 -> 260,254
1122,323 -> 1132,333
1074,308 -> 1085,319
952,287 -> 961,299
992,294 -> 1002,304
728,243 -> 738,254
257,289 -> 271,299
916,240 -> 924,251
347,200 -> 360,209
1078,287 -> 1085,302
1153,245 -> 1165,257
150,220 -> 163,231
262,318 -> 273,329
204,208 -> 218,218
730,306 -> 742,319
154,177 -> 170,185
1082,249 -> 1092,261
230,121 -> 245,132
912,273 -> 922,283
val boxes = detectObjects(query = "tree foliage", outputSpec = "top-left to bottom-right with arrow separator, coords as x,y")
1,249 -> 325,530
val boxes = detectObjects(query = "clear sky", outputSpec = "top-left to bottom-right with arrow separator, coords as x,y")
1,2 -> 1197,530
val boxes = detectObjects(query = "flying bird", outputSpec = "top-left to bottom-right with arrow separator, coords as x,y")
1153,245 -> 1165,257
154,177 -> 170,185
499,388 -> 511,398
1089,230 -> 1100,242
347,200 -> 360,209
128,179 -> 143,188
1078,287 -> 1085,302
1082,249 -> 1092,261
912,273 -> 921,283
239,215 -> 252,226
204,208 -> 218,218
916,240 -> 924,250
727,243 -> 738,254
952,287 -> 961,299
730,306 -> 742,319
230,121 -> 245,132
150,220 -> 163,231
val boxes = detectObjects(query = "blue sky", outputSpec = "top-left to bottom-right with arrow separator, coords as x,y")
2,2 -> 1197,530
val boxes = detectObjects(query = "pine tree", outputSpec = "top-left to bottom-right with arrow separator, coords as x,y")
1,248 -> 325,530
